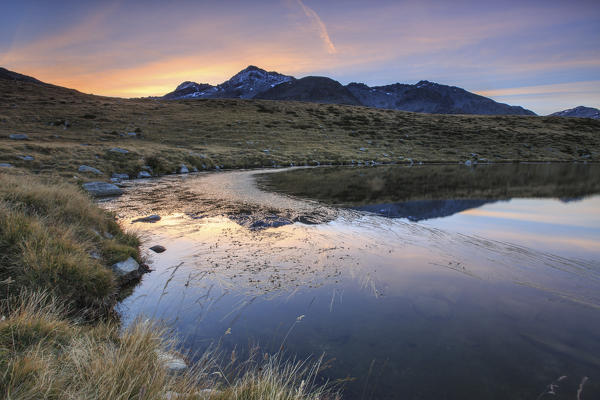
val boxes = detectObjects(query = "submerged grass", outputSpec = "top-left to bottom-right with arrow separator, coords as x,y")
0,174 -> 339,399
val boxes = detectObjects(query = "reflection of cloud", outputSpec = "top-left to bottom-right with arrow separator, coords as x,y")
296,0 -> 337,54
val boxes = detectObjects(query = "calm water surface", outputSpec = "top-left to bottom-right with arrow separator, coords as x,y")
105,164 -> 600,399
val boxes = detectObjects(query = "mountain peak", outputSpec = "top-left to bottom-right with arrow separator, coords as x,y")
550,106 -> 600,119
241,65 -> 262,72
162,66 -> 536,116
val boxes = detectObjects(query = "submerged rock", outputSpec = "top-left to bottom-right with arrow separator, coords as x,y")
150,245 -> 166,253
82,181 -> 123,197
132,214 -> 161,223
230,214 -> 293,230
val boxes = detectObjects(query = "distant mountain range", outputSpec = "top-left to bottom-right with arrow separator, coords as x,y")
1,65 -> 597,118
163,65 -> 537,116
550,106 -> 600,119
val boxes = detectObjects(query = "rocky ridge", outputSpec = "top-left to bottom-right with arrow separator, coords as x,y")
163,66 -> 536,115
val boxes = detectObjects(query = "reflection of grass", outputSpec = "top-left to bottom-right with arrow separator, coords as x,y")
258,163 -> 600,206
1,78 -> 599,185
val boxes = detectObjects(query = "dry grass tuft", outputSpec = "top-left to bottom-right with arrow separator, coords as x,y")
0,174 -> 139,314
0,292 -> 338,400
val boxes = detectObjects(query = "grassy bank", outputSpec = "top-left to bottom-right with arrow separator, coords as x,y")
1,78 -> 599,185
0,175 -> 338,399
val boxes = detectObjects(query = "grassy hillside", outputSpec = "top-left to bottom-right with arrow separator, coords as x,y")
1,78 -> 599,183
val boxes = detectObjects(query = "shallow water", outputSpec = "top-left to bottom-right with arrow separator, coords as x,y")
106,164 -> 600,399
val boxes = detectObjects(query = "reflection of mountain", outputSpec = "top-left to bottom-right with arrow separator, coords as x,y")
355,199 -> 496,221
258,164 -> 600,208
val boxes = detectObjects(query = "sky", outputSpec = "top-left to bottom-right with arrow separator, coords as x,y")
1,0 -> 599,115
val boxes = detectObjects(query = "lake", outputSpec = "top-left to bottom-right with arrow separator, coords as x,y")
104,163 -> 600,400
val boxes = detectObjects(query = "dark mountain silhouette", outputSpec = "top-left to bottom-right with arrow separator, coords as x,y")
164,66 -> 536,115
255,76 -> 362,105
0,67 -> 46,84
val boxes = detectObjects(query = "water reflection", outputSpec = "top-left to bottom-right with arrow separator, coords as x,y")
257,163 -> 600,221
106,164 -> 600,400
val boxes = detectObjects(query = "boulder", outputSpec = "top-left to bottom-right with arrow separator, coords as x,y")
150,245 -> 166,253
132,215 -> 161,223
78,165 -> 102,175
111,257 -> 140,279
178,164 -> 189,174
0,163 -> 14,168
82,182 -> 123,197
137,171 -> 152,178
109,147 -> 129,154
9,134 -> 28,140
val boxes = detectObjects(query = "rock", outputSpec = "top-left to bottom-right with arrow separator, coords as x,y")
192,167 -> 198,172
9,134 -> 28,140
111,257 -> 140,277
464,160 -> 472,166
89,251 -> 101,260
82,182 -> 123,197
126,132 -> 137,137
150,245 -> 166,253
109,147 -> 129,154
112,173 -> 129,180
141,165 -> 152,171
78,165 -> 102,175
18,155 -> 34,161
132,215 -> 161,223
156,351 -> 187,372
359,147 -> 367,151
178,164 -> 189,174
137,171 -> 152,178
0,163 -> 14,168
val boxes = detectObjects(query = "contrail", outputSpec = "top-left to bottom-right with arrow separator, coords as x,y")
296,0 -> 337,54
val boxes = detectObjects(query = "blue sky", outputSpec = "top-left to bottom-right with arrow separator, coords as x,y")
1,0 -> 599,114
